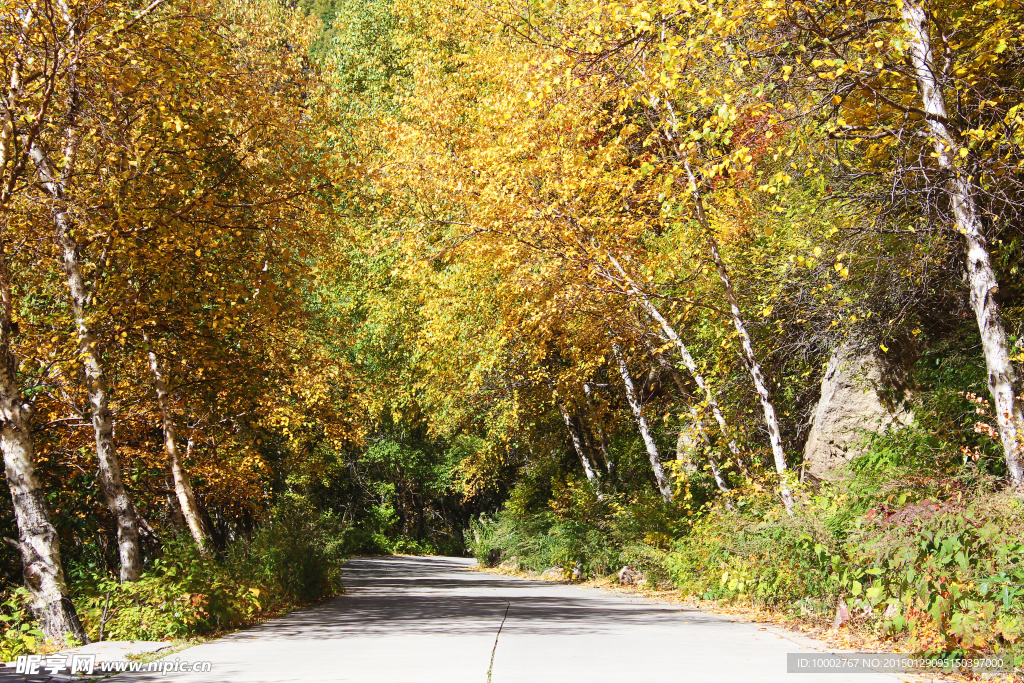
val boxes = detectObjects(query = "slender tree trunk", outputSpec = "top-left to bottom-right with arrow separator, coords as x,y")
611,342 -> 672,502
695,416 -> 730,494
0,426 -> 89,645
675,427 -> 697,468
578,418 -> 609,477
683,164 -> 796,513
165,488 -> 185,530
555,399 -> 603,497
0,10 -> 87,642
582,383 -> 614,476
63,230 -> 142,582
653,349 -> 731,493
415,493 -> 425,542
676,421 -> 733,499
146,345 -> 207,553
0,250 -> 88,645
606,254 -> 743,462
29,143 -> 142,581
902,1 -> 1023,485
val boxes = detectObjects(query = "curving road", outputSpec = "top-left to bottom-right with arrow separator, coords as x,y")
108,555 -> 902,682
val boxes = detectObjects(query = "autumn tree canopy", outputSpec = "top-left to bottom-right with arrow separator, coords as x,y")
1,0 -> 1023,658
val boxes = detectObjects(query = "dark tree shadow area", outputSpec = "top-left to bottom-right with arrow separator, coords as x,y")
213,555 -> 730,639
0,555 -> 731,681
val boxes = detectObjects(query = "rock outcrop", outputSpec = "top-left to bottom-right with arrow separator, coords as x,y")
674,422 -> 701,473
803,340 -> 912,480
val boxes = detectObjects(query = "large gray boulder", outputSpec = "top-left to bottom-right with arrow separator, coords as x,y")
803,340 -> 912,480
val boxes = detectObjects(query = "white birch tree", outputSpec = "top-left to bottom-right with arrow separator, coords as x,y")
899,0 -> 1023,485
611,341 -> 673,502
0,6 -> 88,640
145,341 -> 208,553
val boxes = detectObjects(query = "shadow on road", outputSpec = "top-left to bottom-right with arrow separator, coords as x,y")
0,555 -> 899,683
217,555 -> 723,640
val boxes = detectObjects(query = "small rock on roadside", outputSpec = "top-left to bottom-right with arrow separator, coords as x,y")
833,599 -> 851,629
618,565 -> 646,586
540,566 -> 563,579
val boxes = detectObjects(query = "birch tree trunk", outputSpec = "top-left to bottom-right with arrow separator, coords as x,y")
0,425 -> 89,645
605,253 -> 743,462
0,250 -> 88,645
692,415 -> 731,494
0,8 -> 88,642
146,345 -> 208,553
676,420 -> 732,499
657,352 -> 731,493
556,399 -> 603,496
611,342 -> 673,502
577,418 -> 604,475
683,164 -> 796,513
583,382 -> 615,476
901,0 -> 1023,485
29,143 -> 142,582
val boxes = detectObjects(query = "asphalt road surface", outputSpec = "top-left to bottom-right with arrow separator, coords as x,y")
105,555 -> 903,683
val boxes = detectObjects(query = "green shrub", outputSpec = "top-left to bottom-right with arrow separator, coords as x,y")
469,478 -> 681,581
72,495 -> 348,642
482,447 -> 1024,671
343,525 -> 462,556
226,495 -> 347,605
77,540 -> 262,641
664,489 -> 842,610
0,588 -> 45,660
847,490 -> 1024,657
664,472 -> 1024,668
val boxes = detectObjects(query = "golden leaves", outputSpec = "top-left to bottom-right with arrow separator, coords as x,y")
0,0 -> 354,533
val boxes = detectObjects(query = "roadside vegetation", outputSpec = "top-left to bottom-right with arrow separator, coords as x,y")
470,459 -> 1024,665
1,0 -> 1023,677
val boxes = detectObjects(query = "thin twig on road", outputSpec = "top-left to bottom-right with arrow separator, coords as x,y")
486,601 -> 511,683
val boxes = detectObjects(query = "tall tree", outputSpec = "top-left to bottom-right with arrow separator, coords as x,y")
611,342 -> 673,502
145,339 -> 207,552
900,0 -> 1022,484
0,244 -> 88,644
756,0 -> 1024,484
0,4 -> 89,639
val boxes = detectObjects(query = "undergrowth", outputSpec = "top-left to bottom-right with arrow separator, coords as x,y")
470,427 -> 1024,676
0,588 -> 46,660
61,495 -> 348,643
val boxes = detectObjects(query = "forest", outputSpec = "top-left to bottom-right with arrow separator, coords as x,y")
0,0 -> 1023,671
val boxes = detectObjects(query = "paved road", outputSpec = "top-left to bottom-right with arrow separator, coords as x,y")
108,556 -> 902,683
